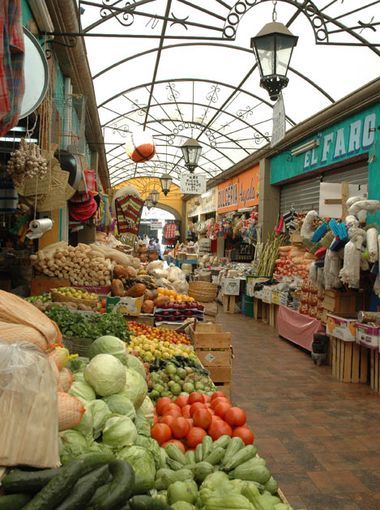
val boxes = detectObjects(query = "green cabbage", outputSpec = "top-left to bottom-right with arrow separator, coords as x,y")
73,405 -> 94,441
134,409 -> 151,436
59,430 -> 90,464
103,394 -> 136,420
126,354 -> 146,378
117,445 -> 156,493
135,435 -> 163,470
69,380 -> 96,402
138,396 -> 155,424
89,335 -> 127,363
67,356 -> 89,373
102,416 -> 137,448
167,480 -> 198,505
86,399 -> 112,438
120,367 -> 147,409
84,354 -> 126,397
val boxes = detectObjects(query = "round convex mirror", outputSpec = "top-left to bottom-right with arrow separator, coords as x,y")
19,27 -> 49,119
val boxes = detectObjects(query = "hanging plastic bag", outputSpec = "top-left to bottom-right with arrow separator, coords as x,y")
0,342 -> 59,467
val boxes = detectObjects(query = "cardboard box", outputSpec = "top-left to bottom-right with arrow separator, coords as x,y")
326,314 -> 356,342
222,278 -> 240,296
195,348 -> 231,367
106,296 -> 143,316
356,322 -> 380,350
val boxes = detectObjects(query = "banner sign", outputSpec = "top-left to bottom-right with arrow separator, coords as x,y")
217,165 -> 259,214
181,174 -> 207,195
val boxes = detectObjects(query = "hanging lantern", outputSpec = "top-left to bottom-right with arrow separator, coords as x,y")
160,173 -> 172,196
181,138 -> 202,173
149,189 -> 160,205
145,198 -> 153,210
125,130 -> 156,163
250,21 -> 298,101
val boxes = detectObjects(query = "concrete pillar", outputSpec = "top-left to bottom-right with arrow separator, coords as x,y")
259,158 -> 280,241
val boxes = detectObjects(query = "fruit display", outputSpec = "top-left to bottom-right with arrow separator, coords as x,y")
128,322 -> 191,345
157,288 -> 195,303
53,287 -> 98,302
149,362 -> 214,400
128,334 -> 195,363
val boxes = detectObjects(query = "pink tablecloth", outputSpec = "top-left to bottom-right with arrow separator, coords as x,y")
277,305 -> 323,352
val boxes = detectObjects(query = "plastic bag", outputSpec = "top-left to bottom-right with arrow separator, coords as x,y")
0,342 -> 60,467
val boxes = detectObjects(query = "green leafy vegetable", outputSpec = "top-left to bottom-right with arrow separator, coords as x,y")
103,394 -> 136,420
117,445 -> 156,493
84,354 -> 126,397
102,416 -> 137,448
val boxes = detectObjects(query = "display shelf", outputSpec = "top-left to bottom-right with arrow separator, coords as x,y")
330,336 -> 368,384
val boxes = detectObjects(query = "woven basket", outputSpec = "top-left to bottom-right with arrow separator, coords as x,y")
63,335 -> 94,356
51,289 -> 97,308
188,281 -> 218,303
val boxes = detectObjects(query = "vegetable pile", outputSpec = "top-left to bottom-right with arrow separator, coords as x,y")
46,307 -> 130,342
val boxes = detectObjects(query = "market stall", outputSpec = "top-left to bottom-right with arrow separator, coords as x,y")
0,288 -> 299,509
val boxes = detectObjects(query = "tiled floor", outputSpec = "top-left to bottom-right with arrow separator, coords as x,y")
219,312 -> 380,510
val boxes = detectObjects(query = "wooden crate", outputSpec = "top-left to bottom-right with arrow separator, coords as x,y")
330,336 -> 368,383
323,290 -> 357,317
208,365 -> 231,382
269,303 -> 279,328
222,294 -> 237,313
133,314 -> 155,327
196,348 -> 231,367
31,276 -> 70,296
189,323 -> 231,349
370,350 -> 380,393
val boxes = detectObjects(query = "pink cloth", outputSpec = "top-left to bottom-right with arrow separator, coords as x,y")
277,305 -> 323,352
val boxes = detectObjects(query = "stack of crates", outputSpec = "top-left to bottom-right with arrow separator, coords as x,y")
190,323 -> 232,398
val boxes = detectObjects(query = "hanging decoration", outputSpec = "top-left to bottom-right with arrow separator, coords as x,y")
124,130 -> 156,163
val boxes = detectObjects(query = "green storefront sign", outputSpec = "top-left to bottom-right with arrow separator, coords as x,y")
270,105 -> 380,193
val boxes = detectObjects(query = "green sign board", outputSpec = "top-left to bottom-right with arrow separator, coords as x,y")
270,105 -> 380,185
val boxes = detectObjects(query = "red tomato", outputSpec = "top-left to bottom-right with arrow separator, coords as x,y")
162,439 -> 186,453
192,408 -> 212,430
151,423 -> 172,445
165,407 -> 182,418
175,395 -> 189,408
160,415 -> 176,429
190,402 -> 207,417
214,402 -> 231,419
208,420 -> 232,440
233,426 -> 254,445
171,417 -> 191,439
224,407 -> 247,427
188,392 -> 205,405
156,397 -> 172,416
186,427 -> 207,448
153,415 -> 158,425
211,391 -> 227,401
186,418 -> 193,428
181,405 -> 191,419
210,397 -> 230,410
203,394 -> 211,403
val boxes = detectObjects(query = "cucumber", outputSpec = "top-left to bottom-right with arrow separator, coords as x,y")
23,454 -> 113,510
56,465 -> 110,510
223,445 -> 257,471
193,461 -> 214,483
221,437 -> 244,466
129,495 -> 172,510
194,443 -> 203,463
166,458 -> 184,471
1,468 -> 60,494
211,435 -> 231,450
203,446 -> 225,466
0,494 -> 31,510
185,450 -> 195,465
165,444 -> 187,465
86,460 -> 135,510
201,436 -> 213,460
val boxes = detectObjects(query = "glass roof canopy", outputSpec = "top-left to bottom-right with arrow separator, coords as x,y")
78,0 -> 380,188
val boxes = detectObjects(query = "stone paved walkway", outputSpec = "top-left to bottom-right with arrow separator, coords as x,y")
218,312 -> 380,510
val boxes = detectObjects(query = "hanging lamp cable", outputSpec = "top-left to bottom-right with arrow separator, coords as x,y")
272,0 -> 277,22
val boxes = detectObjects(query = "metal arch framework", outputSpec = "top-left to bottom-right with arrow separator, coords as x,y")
51,0 -> 380,187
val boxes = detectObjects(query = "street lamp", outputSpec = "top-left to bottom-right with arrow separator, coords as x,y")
160,173 -> 172,196
250,11 -> 298,102
181,138 -> 202,173
149,189 -> 160,206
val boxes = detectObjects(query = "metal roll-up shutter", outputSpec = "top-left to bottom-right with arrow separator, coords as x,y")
280,176 -> 320,214
280,164 -> 368,214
